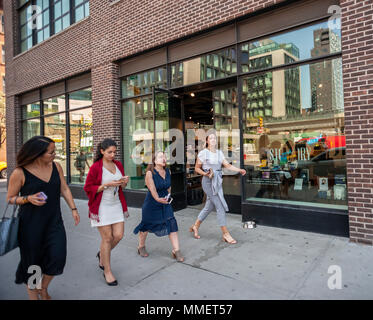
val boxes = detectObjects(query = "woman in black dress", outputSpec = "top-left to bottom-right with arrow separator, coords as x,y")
6,136 -> 80,300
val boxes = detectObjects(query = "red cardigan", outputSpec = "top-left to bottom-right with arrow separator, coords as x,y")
84,158 -> 128,222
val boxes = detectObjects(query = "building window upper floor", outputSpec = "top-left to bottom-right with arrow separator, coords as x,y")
18,0 -> 89,53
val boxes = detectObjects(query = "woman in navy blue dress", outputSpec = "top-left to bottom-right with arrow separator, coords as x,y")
133,151 -> 184,262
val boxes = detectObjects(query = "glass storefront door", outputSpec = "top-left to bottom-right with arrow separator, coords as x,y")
153,87 -> 187,210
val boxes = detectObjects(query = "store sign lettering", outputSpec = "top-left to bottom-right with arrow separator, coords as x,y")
268,147 -> 310,162
297,147 -> 310,161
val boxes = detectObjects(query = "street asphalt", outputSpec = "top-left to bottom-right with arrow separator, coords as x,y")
0,179 -> 373,300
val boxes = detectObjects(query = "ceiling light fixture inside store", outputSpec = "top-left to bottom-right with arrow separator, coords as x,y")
190,93 -> 195,97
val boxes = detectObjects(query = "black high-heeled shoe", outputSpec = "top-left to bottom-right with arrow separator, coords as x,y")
96,251 -> 104,270
103,272 -> 118,286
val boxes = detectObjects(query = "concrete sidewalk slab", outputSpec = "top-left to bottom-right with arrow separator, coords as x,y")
1,190 -> 373,300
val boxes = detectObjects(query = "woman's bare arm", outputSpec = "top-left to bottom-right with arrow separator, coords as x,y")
145,171 -> 168,204
6,168 -> 25,204
195,157 -> 208,176
222,159 -> 246,175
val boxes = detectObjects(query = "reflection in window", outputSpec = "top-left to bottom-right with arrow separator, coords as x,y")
213,87 -> 241,196
171,47 -> 237,87
19,3 -> 33,52
70,108 -> 93,184
242,58 -> 346,209
44,113 -> 67,174
121,68 -> 167,98
73,0 -> 90,22
122,97 -> 154,190
22,102 -> 41,119
22,119 -> 41,142
35,0 -> 50,44
19,0 -> 90,53
69,88 -> 92,109
54,0 -> 70,33
241,19 -> 341,73
43,95 -> 66,115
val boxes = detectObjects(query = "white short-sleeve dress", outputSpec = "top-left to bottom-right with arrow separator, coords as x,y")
91,165 -> 125,227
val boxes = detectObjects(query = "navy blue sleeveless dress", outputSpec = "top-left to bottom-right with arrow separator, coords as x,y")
15,162 -> 67,285
133,168 -> 178,237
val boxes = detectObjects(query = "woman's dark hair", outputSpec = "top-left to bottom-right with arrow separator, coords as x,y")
146,151 -> 166,174
16,136 -> 55,168
94,138 -> 117,162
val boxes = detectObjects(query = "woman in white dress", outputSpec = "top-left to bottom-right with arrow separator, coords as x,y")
84,139 -> 129,286
189,133 -> 246,244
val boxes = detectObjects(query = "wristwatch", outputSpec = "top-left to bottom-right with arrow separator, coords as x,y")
103,185 -> 108,190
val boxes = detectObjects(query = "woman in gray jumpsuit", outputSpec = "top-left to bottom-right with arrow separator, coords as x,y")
189,133 -> 246,244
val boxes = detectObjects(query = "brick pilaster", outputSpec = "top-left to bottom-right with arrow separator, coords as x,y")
341,0 -> 373,245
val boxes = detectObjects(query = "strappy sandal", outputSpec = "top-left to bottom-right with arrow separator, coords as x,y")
222,232 -> 237,244
171,250 -> 185,262
137,246 -> 149,257
188,225 -> 201,239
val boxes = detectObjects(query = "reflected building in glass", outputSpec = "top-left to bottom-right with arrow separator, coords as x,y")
242,40 -> 301,122
310,28 -> 343,113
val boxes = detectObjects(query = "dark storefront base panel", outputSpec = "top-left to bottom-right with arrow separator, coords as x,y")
242,202 -> 349,238
70,185 -> 88,200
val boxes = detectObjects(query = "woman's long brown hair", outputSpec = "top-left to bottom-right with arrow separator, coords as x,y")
16,136 -> 55,168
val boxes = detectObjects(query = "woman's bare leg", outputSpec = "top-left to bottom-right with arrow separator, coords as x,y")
111,222 -> 124,250
37,275 -> 54,300
26,285 -> 40,300
98,225 -> 116,282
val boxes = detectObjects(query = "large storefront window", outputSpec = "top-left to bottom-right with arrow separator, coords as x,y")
214,87 -> 241,196
22,119 -> 41,142
44,113 -> 67,174
44,95 -> 66,115
121,68 -> 167,98
242,58 -> 346,209
118,15 -> 344,215
22,102 -> 41,141
171,46 -> 237,87
20,86 -> 92,184
70,108 -> 93,184
241,20 -> 341,73
122,97 -> 154,190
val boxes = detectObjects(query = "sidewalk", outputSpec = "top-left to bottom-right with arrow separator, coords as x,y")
0,184 -> 373,300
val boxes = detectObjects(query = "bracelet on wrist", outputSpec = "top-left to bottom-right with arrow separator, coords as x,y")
71,208 -> 77,211
22,196 -> 29,204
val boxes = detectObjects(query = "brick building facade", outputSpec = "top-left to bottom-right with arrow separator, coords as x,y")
4,0 -> 373,244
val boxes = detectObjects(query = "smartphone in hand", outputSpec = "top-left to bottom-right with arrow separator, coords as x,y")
39,192 -> 48,201
165,193 -> 173,204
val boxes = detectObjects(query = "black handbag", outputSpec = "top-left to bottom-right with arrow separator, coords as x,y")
0,198 -> 20,256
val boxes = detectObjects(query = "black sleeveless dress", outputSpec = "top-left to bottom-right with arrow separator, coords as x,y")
15,162 -> 67,285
